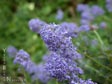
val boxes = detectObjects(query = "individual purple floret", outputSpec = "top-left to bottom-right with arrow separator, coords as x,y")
55,9 -> 64,20
99,22 -> 107,28
28,18 -> 46,33
91,5 -> 104,16
14,49 -> 30,67
7,45 -> 18,57
76,4 -> 89,13
106,0 -> 112,12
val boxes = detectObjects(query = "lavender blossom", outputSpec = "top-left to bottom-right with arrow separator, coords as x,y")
60,22 -> 79,37
106,0 -> 112,12
14,49 -> 30,67
39,23 -> 82,60
99,22 -> 107,28
81,11 -> 94,21
77,4 -> 89,13
26,62 -> 50,83
14,49 -> 49,83
45,52 -> 69,81
28,18 -> 46,33
60,22 -> 79,33
55,9 -> 64,20
7,45 -> 18,57
91,5 -> 104,16
39,24 -> 64,52
70,79 -> 96,84
78,4 -> 105,25
27,18 -> 96,83
45,52 -> 83,81
35,63 -> 50,83
79,25 -> 90,32
80,19 -> 90,25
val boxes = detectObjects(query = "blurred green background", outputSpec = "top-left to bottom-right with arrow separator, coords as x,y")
0,0 -> 112,84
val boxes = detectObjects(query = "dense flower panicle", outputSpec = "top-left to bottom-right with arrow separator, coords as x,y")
45,52 -> 69,81
38,23 -> 82,60
7,46 -> 18,57
39,24 -> 64,51
59,39 -> 82,60
77,4 -> 89,13
91,5 -> 104,16
56,9 -> 64,20
13,49 -> 49,83
45,52 -> 83,82
106,0 -> 112,12
28,18 -> 46,33
99,22 -> 107,28
15,18 -> 97,83
14,49 -> 30,67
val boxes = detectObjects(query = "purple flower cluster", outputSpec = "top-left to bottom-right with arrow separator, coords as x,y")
13,49 -> 50,83
106,0 -> 112,12
7,45 -> 18,57
28,18 -> 96,84
55,9 -> 64,20
77,4 -> 89,13
77,4 -> 104,25
70,79 -> 96,84
28,18 -> 46,33
45,52 -> 69,81
79,25 -> 90,32
99,22 -> 107,28
91,5 -> 104,16
60,22 -> 79,37
13,49 -> 31,68
7,18 -> 97,84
